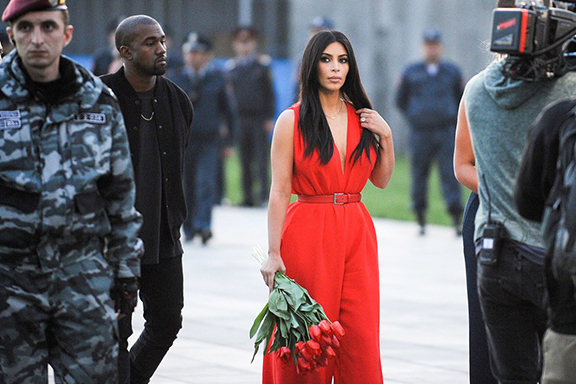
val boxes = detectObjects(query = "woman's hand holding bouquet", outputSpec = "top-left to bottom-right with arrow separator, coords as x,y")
250,246 -> 345,375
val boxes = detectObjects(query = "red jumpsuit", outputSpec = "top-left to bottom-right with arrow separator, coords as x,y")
262,103 -> 383,383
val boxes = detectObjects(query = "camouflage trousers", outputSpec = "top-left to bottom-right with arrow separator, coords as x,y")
0,252 -> 118,383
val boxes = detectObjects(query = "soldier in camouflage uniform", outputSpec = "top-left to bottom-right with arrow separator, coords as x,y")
0,1 -> 143,383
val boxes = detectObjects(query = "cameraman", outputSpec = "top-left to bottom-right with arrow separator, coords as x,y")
453,1 -> 576,382
515,98 -> 576,384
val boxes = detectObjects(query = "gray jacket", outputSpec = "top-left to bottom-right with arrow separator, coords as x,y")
0,51 -> 143,278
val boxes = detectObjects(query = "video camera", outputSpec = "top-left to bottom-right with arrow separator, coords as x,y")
490,1 -> 576,80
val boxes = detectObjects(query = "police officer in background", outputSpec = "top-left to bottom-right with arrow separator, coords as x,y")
226,26 -> 275,207
0,0 -> 143,382
396,29 -> 464,236
169,33 -> 238,244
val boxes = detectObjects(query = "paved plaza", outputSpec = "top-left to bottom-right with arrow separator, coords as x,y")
127,205 -> 469,383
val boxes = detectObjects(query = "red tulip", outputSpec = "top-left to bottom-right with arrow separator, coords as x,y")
300,346 -> 313,361
331,321 -> 345,339
305,340 -> 322,357
297,355 -> 311,373
277,346 -> 291,364
324,345 -> 336,359
309,324 -> 322,342
318,320 -> 333,336
295,341 -> 306,354
317,357 -> 329,367
320,333 -> 332,346
331,335 -> 340,350
308,359 -> 318,371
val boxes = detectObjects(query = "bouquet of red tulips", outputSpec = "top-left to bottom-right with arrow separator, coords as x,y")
250,246 -> 345,375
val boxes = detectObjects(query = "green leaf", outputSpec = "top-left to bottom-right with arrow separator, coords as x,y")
298,302 -> 316,313
268,290 -> 290,320
289,310 -> 303,329
251,312 -> 277,363
249,302 -> 269,339
279,318 -> 289,339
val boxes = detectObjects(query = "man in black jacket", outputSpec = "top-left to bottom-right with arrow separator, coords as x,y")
515,99 -> 576,384
101,15 -> 193,384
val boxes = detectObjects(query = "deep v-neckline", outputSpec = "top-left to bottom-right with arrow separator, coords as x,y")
330,103 -> 349,175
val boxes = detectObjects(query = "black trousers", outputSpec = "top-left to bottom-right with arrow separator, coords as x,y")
118,256 -> 184,384
462,193 -> 497,384
238,117 -> 270,206
478,242 -> 547,383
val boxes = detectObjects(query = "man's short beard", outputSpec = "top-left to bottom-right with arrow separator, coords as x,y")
152,66 -> 166,76
134,61 -> 166,77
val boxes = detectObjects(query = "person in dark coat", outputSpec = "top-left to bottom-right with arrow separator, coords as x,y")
169,33 -> 238,244
91,16 -> 123,76
396,29 -> 464,236
515,99 -> 576,384
101,15 -> 193,384
226,26 -> 275,207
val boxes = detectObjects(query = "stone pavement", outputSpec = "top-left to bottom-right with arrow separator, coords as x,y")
127,205 -> 470,384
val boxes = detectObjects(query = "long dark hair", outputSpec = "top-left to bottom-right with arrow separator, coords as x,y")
298,30 -> 378,165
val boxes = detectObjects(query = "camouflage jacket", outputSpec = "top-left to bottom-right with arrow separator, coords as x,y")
0,51 -> 143,278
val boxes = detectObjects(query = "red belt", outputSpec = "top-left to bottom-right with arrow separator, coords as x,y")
297,193 -> 361,205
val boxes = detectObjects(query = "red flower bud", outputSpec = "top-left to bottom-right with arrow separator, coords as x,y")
331,321 -> 345,339
297,355 -> 311,374
318,320 -> 333,336
300,346 -> 313,361
320,333 -> 332,346
317,357 -> 329,367
324,345 -> 337,359
308,358 -> 318,371
309,324 -> 322,342
277,346 -> 291,364
295,341 -> 306,353
305,339 -> 322,357
331,335 -> 340,350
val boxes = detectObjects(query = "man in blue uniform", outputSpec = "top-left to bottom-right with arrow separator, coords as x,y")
170,33 -> 238,244
396,29 -> 464,235
226,26 -> 275,207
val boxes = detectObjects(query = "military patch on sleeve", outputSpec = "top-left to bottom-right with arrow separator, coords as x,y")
0,110 -> 22,130
74,113 -> 107,124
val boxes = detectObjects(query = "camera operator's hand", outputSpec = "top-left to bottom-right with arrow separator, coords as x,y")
110,277 -> 139,319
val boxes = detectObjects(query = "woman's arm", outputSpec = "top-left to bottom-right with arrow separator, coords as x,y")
357,108 -> 395,189
453,97 -> 478,193
261,109 -> 294,291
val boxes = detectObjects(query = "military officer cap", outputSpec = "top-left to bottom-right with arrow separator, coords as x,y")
186,32 -> 213,53
2,0 -> 67,23
422,28 -> 442,43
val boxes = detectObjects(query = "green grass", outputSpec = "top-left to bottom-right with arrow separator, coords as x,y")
224,154 -> 467,226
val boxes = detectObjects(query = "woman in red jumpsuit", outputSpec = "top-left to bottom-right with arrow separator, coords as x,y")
260,30 -> 395,384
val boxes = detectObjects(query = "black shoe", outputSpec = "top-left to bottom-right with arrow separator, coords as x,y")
416,210 -> 426,236
451,211 -> 463,237
455,225 -> 462,237
199,229 -> 213,245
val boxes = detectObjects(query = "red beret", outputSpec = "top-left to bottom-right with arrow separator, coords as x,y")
2,0 -> 67,23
